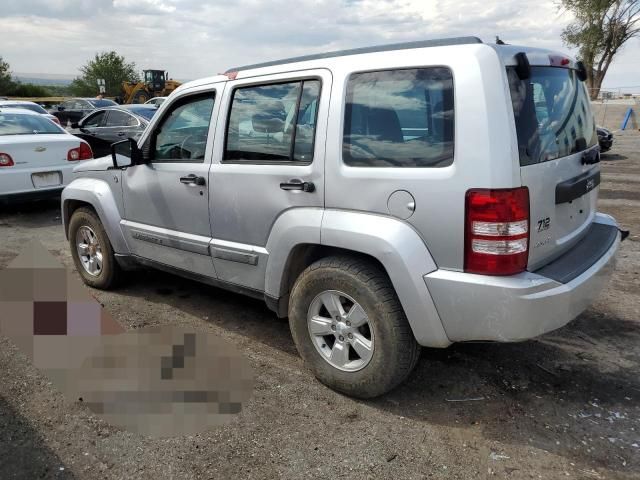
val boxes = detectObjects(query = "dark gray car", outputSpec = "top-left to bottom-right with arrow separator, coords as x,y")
68,105 -> 158,158
51,98 -> 118,125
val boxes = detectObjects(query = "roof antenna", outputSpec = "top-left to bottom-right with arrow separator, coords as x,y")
496,36 -> 506,45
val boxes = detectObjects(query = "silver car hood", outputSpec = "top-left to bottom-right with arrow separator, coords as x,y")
73,155 -> 113,172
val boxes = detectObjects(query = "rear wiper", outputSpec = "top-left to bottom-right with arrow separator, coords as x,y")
574,137 -> 600,165
581,146 -> 600,165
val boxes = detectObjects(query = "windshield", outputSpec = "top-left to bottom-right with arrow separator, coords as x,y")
0,112 -> 64,135
89,99 -> 118,107
508,66 -> 597,166
2,103 -> 48,114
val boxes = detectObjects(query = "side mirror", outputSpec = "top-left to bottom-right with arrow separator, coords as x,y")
111,138 -> 145,168
58,106 -> 65,111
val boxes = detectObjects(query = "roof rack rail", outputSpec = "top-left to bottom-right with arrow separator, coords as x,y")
225,36 -> 483,73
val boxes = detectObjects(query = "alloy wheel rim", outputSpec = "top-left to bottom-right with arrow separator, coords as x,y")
76,226 -> 103,277
307,290 -> 374,372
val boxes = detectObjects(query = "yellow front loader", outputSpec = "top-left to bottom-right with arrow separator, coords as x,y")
122,69 -> 181,104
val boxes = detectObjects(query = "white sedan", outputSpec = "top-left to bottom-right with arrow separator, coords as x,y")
0,100 -> 62,126
0,108 -> 93,202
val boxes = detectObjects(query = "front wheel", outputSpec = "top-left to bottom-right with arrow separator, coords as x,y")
68,208 -> 121,289
132,90 -> 149,104
288,256 -> 420,398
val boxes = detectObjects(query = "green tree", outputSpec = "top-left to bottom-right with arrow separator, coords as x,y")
0,55 -> 16,95
561,0 -> 640,99
10,83 -> 51,97
70,51 -> 139,97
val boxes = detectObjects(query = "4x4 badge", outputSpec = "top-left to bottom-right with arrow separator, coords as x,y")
537,217 -> 551,232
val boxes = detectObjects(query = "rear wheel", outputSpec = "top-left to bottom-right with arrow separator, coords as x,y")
288,256 -> 420,398
68,208 -> 121,289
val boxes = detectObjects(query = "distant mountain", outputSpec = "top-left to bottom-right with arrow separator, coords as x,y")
12,73 -> 74,86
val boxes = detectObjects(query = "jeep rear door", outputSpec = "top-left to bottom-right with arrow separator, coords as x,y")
507,62 -> 600,270
208,69 -> 331,291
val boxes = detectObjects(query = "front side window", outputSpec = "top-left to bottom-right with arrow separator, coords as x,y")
343,67 -> 454,167
224,79 -> 321,163
508,66 -> 597,166
153,94 -> 215,162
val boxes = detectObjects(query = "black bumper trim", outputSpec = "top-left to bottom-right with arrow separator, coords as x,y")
0,187 -> 64,204
533,222 -> 618,284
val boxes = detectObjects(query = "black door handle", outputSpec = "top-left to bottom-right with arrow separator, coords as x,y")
117,132 -> 126,136
180,174 -> 206,186
280,179 -> 315,192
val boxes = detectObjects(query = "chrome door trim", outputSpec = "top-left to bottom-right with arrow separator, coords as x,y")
121,220 -> 211,255
211,247 -> 258,265
209,238 -> 268,266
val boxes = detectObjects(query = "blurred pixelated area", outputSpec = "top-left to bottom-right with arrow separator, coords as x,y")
0,241 -> 253,437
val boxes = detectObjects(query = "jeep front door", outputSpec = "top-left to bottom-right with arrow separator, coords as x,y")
121,89 -> 219,277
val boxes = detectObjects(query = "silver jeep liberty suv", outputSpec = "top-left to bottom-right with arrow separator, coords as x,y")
62,37 -> 622,398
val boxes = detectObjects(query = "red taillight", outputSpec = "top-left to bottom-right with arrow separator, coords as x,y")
0,153 -> 14,167
67,142 -> 93,161
464,187 -> 530,276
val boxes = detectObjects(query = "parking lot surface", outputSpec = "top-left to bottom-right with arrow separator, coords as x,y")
1,133 -> 639,479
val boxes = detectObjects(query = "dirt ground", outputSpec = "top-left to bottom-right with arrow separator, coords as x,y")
1,133 -> 639,480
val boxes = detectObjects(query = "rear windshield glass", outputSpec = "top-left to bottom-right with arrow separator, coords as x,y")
0,113 -> 63,135
508,66 -> 596,166
343,67 -> 454,167
126,107 -> 156,120
2,103 -> 48,114
89,99 -> 117,107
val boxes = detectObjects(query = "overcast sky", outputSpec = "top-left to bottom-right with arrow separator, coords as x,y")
1,0 -> 638,90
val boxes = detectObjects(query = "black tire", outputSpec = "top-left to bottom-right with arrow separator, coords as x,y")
288,256 -> 420,398
132,90 -> 149,104
68,207 -> 121,289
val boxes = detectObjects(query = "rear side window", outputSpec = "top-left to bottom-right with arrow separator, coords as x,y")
224,80 -> 321,163
106,110 -> 138,127
83,111 -> 106,127
507,66 -> 597,166
343,67 -> 454,167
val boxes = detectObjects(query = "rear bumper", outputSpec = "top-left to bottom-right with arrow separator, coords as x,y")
424,215 -> 620,343
0,187 -> 64,204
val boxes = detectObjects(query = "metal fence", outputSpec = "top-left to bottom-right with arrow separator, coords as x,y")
589,87 -> 640,101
